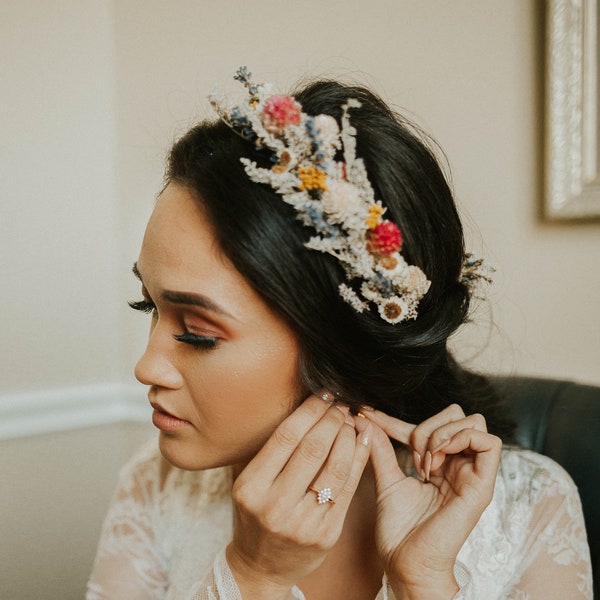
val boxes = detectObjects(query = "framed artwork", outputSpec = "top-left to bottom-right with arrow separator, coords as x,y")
545,0 -> 600,219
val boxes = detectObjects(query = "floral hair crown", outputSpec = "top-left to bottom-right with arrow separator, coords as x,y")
209,68 -> 487,324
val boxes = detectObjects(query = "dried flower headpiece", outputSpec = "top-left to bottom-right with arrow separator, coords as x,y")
209,68 -> 489,324
460,253 -> 495,299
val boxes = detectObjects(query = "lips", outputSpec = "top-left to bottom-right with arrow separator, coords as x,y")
150,402 -> 191,432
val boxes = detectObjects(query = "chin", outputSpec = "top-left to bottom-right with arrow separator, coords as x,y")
157,433 -> 259,472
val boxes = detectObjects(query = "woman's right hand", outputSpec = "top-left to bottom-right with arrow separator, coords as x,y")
225,393 -> 372,599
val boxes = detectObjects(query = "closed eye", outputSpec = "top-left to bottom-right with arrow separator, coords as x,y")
130,298 -> 219,350
173,331 -> 218,350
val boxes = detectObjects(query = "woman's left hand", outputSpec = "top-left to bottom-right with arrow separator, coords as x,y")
357,404 -> 502,600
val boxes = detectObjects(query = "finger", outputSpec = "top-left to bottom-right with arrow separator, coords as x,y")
442,428 -> 502,475
358,408 -> 415,446
304,420 -> 365,510
276,403 -> 351,496
435,429 -> 502,510
409,403 -> 466,459
426,413 -> 488,475
244,393 -> 339,483
328,420 -> 372,511
412,430 -> 502,561
368,423 -> 407,499
427,413 -> 487,453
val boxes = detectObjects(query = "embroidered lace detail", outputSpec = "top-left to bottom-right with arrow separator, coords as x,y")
454,447 -> 592,599
88,439 -> 234,599
87,442 -> 592,599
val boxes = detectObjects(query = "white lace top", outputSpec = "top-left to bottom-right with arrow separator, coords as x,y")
87,441 -> 593,599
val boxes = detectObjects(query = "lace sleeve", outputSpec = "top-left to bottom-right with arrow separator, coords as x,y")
187,549 -> 305,600
502,459 -> 593,599
86,441 -> 170,600
376,562 -> 474,600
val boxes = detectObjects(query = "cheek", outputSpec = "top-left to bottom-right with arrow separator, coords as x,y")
231,341 -> 300,397
186,338 -> 302,428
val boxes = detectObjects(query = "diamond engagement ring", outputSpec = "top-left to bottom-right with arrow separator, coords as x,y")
308,486 -> 335,505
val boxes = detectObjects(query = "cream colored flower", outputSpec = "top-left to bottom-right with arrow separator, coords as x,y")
377,296 -> 409,324
321,180 -> 362,224
313,114 -> 339,143
406,266 -> 431,296
375,253 -> 409,278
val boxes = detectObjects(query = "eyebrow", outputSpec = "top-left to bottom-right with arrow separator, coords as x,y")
132,262 -> 234,319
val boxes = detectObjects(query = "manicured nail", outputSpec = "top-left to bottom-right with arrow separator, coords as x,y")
358,422 -> 372,446
345,413 -> 355,427
318,390 -> 335,403
334,403 -> 350,416
412,450 -> 422,476
424,450 -> 432,481
359,405 -> 374,412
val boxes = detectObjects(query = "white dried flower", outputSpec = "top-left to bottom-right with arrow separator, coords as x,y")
321,180 -> 362,225
338,284 -> 368,312
313,115 -> 340,152
405,266 -> 431,297
377,296 -> 410,324
375,253 -> 409,279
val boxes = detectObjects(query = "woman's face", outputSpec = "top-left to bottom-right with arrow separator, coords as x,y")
133,182 -> 303,471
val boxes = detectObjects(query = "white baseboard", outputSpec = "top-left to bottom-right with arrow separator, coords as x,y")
0,383 -> 149,440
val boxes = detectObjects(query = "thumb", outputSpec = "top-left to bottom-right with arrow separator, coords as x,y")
366,421 -> 407,496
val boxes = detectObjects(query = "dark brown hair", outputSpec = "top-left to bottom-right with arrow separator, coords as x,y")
165,79 -> 514,439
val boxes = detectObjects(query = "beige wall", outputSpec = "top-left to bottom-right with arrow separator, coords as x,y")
0,422 -> 153,600
1,1 -> 599,598
2,0 -> 124,392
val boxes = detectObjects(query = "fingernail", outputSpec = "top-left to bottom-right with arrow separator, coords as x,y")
424,450 -> 432,481
334,403 -> 349,416
345,413 -> 355,427
359,405 -> 374,412
318,390 -> 335,403
358,422 -> 372,446
431,438 -> 450,454
412,450 -> 422,476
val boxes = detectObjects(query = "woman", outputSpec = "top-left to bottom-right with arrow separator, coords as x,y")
87,68 -> 592,599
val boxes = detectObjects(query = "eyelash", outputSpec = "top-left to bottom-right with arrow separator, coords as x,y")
129,299 -> 218,351
173,331 -> 218,350
128,299 -> 155,314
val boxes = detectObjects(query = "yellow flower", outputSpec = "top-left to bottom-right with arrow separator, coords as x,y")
298,166 -> 328,191
366,204 -> 384,229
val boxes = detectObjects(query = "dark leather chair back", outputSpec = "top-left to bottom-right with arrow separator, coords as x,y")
493,376 -> 599,598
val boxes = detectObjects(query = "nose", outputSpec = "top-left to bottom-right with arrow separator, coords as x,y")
135,343 -> 184,389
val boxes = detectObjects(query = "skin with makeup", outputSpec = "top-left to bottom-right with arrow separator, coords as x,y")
88,75 -> 592,600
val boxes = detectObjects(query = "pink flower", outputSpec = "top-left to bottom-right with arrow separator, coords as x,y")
262,95 -> 301,133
